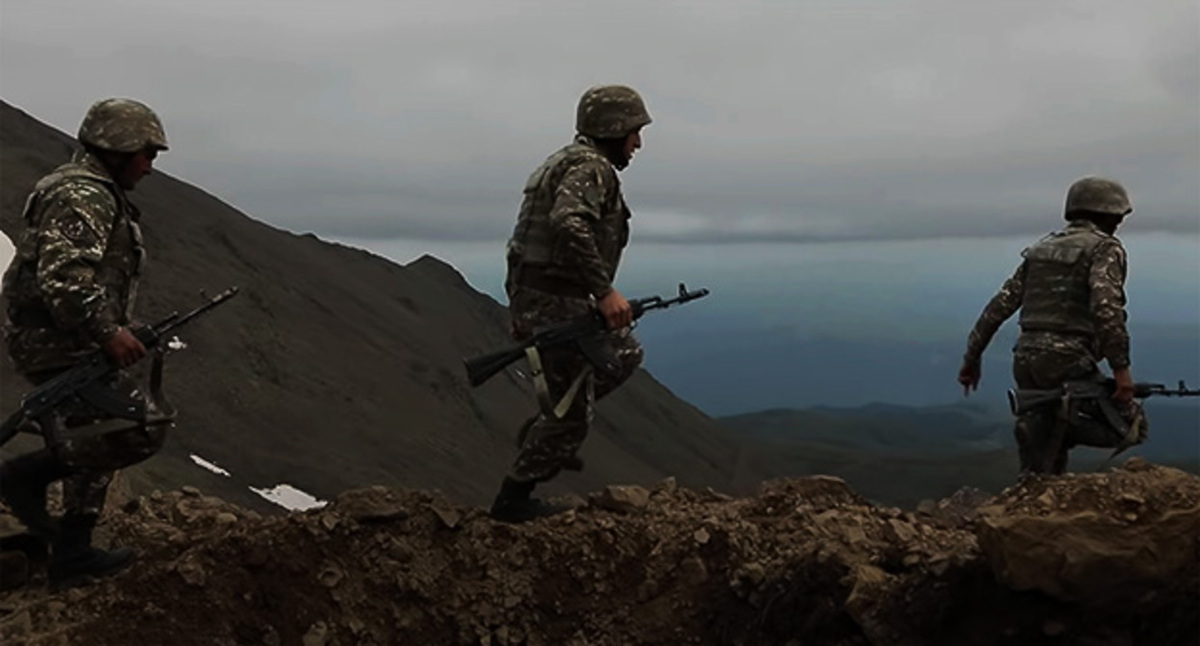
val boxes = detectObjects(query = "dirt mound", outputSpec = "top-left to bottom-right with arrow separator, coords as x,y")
976,457 -> 1200,606
2,460 -> 1197,645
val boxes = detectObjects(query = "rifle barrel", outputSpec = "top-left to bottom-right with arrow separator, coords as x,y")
159,287 -> 240,335
463,284 -> 709,388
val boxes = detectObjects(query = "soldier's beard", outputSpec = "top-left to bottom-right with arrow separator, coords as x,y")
593,138 -> 631,170
94,150 -> 141,191
1093,214 -> 1124,235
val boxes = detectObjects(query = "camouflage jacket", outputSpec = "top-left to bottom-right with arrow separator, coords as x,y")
964,219 -> 1130,369
504,135 -> 630,300
1,150 -> 145,374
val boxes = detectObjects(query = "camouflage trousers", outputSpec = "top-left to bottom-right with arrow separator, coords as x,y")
506,287 -> 644,483
1011,337 -> 1145,475
24,369 -> 168,516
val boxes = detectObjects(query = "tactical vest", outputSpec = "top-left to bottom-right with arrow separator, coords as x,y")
4,157 -> 144,342
1018,225 -> 1108,337
505,139 -> 628,295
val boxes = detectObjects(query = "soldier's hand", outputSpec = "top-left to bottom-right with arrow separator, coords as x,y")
597,289 -> 633,330
103,327 -> 147,368
1112,366 -> 1135,404
958,359 -> 981,396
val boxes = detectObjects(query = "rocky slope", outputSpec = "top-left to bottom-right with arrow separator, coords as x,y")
2,458 -> 1196,645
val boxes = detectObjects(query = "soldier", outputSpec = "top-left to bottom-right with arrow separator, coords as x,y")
0,98 -> 172,584
958,176 -> 1145,475
489,85 -> 652,523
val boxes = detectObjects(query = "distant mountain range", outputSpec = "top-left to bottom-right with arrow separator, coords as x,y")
637,316 -> 1200,415
718,400 -> 1199,507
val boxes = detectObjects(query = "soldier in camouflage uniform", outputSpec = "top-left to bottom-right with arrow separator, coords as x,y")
958,177 -> 1145,475
489,85 -> 652,523
0,98 -> 170,584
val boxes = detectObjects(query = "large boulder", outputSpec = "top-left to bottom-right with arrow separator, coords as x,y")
975,458 -> 1200,606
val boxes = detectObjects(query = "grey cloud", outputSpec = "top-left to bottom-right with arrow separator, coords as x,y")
2,0 -> 1196,243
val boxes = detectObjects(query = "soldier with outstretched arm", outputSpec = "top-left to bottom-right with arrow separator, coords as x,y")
957,177 -> 1146,475
488,85 -> 652,523
0,99 -> 175,585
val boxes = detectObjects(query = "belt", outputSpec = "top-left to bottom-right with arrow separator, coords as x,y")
514,266 -> 592,299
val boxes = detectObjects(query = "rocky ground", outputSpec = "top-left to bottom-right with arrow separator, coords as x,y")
1,458 -> 1197,646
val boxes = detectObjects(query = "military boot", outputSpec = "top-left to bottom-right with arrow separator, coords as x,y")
0,449 -> 72,539
488,477 -> 570,523
48,514 -> 135,587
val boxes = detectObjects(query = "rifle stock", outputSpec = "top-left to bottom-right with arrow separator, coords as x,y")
464,344 -> 533,388
1007,389 -> 1064,416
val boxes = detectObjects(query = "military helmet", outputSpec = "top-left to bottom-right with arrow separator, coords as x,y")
575,85 -> 652,139
77,98 -> 169,153
1064,176 -> 1131,218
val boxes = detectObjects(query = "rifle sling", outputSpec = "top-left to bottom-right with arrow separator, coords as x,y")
524,346 -> 592,420
147,348 -> 178,422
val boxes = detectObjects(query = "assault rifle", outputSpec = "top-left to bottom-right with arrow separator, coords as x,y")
464,283 -> 709,388
0,286 -> 239,447
1007,379 -> 1200,416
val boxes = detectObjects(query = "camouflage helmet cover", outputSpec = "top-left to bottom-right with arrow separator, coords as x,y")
77,98 -> 169,153
1064,176 -> 1132,218
575,84 -> 652,139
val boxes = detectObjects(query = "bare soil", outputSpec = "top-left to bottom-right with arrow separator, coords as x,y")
2,459 -> 1196,646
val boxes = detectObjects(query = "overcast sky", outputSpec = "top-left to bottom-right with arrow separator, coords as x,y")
2,0 -> 1197,245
